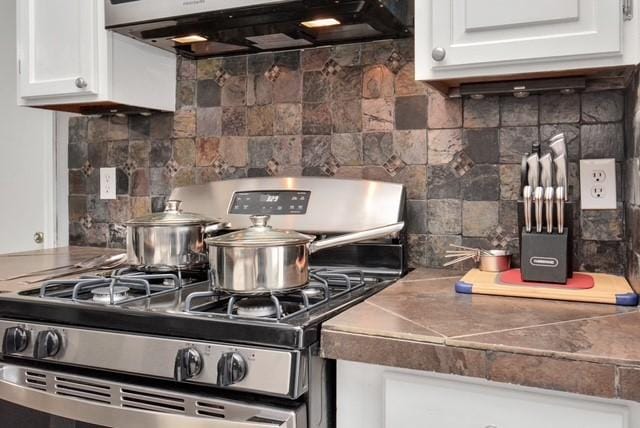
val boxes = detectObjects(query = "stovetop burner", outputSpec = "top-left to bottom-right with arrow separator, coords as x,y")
36,269 -> 207,306
183,268 -> 379,322
91,285 -> 130,303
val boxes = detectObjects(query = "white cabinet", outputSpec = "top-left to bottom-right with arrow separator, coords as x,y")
16,0 -> 176,112
336,360 -> 640,428
415,0 -> 639,83
385,373 -> 628,428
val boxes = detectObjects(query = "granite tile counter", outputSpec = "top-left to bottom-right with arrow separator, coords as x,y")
0,247 -> 123,293
321,268 -> 640,401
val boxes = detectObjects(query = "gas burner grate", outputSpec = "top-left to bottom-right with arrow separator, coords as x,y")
184,268 -> 374,321
38,270 -> 200,305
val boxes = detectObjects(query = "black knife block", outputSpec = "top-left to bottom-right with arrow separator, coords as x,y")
517,201 -> 573,284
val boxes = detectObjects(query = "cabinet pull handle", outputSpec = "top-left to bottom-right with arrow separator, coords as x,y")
432,47 -> 446,62
75,77 -> 88,89
624,0 -> 633,20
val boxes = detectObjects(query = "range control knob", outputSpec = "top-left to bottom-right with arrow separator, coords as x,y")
217,352 -> 247,387
174,348 -> 202,382
2,327 -> 29,354
33,329 -> 62,359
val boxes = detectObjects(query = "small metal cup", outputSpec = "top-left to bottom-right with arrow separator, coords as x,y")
479,250 -> 512,272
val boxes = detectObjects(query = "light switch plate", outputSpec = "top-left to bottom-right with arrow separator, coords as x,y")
579,159 -> 616,210
100,167 -> 116,200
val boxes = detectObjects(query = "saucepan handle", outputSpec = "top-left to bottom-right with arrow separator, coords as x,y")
204,222 -> 231,236
309,222 -> 404,254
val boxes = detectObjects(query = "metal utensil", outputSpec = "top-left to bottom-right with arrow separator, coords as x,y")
448,244 -> 492,256
479,250 -> 512,272
556,186 -> 565,233
205,215 -> 404,294
544,187 -> 555,233
523,185 -> 532,233
534,186 -> 544,233
25,253 -> 128,284
540,153 -> 554,234
553,154 -> 568,201
5,254 -> 107,280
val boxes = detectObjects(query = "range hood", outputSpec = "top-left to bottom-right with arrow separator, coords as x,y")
105,0 -> 413,58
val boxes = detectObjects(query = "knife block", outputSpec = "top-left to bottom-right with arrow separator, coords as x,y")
517,201 -> 573,284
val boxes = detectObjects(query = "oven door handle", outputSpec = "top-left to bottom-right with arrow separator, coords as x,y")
0,365 -> 296,428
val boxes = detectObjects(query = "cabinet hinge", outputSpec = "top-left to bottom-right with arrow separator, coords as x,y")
623,0 -> 633,20
17,59 -> 21,75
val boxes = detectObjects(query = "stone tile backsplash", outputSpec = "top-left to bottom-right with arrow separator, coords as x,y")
69,39 -> 628,273
625,70 -> 640,292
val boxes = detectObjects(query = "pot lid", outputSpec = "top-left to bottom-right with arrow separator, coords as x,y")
206,215 -> 314,247
126,200 -> 217,226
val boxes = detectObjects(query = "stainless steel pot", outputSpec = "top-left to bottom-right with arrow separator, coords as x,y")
205,215 -> 404,294
126,200 -> 230,271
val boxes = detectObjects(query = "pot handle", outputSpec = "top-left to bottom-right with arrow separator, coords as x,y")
204,222 -> 231,236
309,222 -> 404,254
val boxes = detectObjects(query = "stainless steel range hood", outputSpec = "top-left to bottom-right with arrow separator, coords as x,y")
104,0 -> 413,58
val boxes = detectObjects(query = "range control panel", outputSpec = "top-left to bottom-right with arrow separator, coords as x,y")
229,191 -> 311,215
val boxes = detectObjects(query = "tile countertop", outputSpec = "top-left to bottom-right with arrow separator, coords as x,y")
321,268 -> 640,402
0,247 -> 123,293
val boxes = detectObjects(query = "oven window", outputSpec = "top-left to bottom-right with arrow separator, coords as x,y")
0,400 -> 107,428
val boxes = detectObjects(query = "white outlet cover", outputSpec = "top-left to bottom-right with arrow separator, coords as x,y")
579,159 -> 616,210
100,167 -> 117,200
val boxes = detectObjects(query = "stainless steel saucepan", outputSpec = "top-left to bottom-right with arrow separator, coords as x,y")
205,215 -> 404,294
126,200 -> 230,272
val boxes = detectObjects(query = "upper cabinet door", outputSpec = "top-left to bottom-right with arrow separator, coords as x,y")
17,0 -> 99,98
416,0 -> 625,80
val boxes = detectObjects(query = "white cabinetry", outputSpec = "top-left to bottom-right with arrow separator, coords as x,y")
336,360 -> 639,428
16,0 -> 175,112
415,0 -> 638,83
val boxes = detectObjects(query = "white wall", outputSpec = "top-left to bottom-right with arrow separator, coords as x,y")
0,0 -> 57,253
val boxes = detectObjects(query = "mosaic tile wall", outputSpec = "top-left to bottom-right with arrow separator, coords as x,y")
625,71 -> 640,291
68,39 -> 628,272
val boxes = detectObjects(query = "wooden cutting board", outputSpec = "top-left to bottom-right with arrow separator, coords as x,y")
455,268 -> 638,306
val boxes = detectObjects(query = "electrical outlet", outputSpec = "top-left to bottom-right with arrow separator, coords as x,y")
579,159 -> 616,210
100,167 -> 116,200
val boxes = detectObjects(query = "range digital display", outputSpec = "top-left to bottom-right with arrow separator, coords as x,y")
230,191 -> 311,215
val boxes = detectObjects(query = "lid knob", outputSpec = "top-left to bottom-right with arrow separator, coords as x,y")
164,200 -> 182,213
249,215 -> 270,228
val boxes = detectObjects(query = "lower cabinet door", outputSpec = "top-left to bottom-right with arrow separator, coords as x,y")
384,372 -> 629,428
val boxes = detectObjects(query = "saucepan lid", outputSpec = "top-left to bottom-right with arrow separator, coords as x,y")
126,200 -> 217,226
205,215 -> 315,247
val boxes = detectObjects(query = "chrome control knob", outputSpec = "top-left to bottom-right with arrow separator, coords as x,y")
34,329 -> 62,358
174,348 -> 202,382
431,47 -> 446,61
2,326 -> 29,354
75,77 -> 88,89
217,352 -> 247,387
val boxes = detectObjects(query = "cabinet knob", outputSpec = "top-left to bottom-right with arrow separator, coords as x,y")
33,232 -> 44,244
75,77 -> 88,89
432,47 -> 446,62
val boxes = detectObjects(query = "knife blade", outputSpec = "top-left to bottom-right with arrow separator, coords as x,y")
523,185 -> 532,233
553,154 -> 568,201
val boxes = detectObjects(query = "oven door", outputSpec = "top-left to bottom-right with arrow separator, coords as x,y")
0,363 -> 306,428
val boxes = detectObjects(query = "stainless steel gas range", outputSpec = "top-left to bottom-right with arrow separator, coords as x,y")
0,177 -> 406,428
